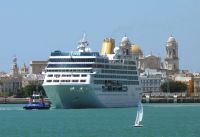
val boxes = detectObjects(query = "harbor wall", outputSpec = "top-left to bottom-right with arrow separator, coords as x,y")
0,97 -> 50,104
1,97 -> 200,104
142,96 -> 200,103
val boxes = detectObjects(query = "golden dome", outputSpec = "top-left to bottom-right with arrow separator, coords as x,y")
131,44 -> 142,53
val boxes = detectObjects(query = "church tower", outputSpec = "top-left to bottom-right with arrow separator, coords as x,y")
120,36 -> 132,58
21,63 -> 28,76
10,56 -> 19,77
164,36 -> 179,73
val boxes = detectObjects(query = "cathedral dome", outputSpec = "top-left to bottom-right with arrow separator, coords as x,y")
167,36 -> 176,43
131,44 -> 142,53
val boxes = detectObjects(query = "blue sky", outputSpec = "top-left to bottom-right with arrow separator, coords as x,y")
0,0 -> 200,72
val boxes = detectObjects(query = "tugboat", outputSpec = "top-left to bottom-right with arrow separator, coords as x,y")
23,92 -> 51,110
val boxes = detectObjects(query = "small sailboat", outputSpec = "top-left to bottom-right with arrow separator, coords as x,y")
134,101 -> 143,127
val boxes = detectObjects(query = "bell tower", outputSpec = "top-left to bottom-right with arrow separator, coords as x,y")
120,36 -> 132,58
21,63 -> 28,76
10,55 -> 19,77
164,36 -> 179,73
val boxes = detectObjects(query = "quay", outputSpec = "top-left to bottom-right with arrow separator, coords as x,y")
0,97 -> 50,104
0,97 -> 200,104
142,96 -> 200,103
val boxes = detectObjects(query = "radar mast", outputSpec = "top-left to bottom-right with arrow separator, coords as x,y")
77,33 -> 89,52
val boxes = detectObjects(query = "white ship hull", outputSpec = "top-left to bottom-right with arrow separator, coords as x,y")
43,84 -> 140,108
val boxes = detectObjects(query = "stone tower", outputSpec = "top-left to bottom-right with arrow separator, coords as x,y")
164,36 -> 179,73
10,55 -> 19,77
120,36 -> 132,57
21,63 -> 28,76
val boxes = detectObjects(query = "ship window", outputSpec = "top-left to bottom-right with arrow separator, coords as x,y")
46,69 -> 92,73
47,74 -> 53,77
81,74 -> 87,77
54,74 -> 60,78
80,80 -> 86,82
53,80 -> 59,82
47,64 -> 93,68
62,74 -> 71,77
72,80 -> 79,82
49,58 -> 96,62
94,80 -> 105,84
46,80 -> 52,82
60,80 -> 70,82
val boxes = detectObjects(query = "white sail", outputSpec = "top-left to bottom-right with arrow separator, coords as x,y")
134,101 -> 143,127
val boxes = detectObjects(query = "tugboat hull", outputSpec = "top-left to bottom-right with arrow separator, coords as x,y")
23,103 -> 50,110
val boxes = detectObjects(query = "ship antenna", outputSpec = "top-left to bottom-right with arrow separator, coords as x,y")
80,33 -> 89,46
77,33 -> 89,52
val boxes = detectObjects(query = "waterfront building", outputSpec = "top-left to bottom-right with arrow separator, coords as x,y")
25,74 -> 45,85
0,74 -> 21,94
21,61 -> 47,87
140,69 -> 164,93
29,61 -> 48,74
138,54 -> 161,72
21,73 -> 45,88
193,73 -> 200,96
0,57 -> 22,95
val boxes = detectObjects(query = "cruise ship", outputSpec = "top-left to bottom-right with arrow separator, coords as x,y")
43,34 -> 142,108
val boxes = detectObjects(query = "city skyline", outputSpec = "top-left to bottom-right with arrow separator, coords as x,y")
0,0 -> 200,72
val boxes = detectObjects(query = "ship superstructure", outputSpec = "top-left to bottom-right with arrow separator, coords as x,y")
43,34 -> 142,108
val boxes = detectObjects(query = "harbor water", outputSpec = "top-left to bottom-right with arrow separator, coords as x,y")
0,104 -> 200,137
